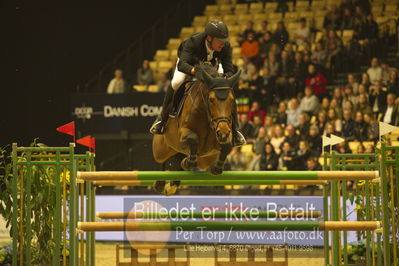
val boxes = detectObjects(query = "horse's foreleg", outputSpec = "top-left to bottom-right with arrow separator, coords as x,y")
180,128 -> 199,170
209,143 -> 232,175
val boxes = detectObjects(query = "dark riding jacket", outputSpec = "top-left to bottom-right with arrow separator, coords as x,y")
177,32 -> 235,77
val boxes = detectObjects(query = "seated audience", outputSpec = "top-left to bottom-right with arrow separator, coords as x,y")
137,60 -> 154,85
305,64 -> 328,98
294,18 -> 311,46
367,58 -> 383,84
259,143 -> 279,171
380,93 -> 398,125
286,98 -> 302,127
270,124 -> 286,154
107,69 -> 126,94
300,86 -> 320,116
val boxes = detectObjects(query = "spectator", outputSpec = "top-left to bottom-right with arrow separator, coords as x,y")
249,115 -> 265,144
380,62 -> 393,84
248,127 -> 267,170
311,41 -> 327,68
246,64 -> 263,99
263,53 -> 280,77
259,143 -> 279,171
364,113 -> 379,141
273,21 -> 289,50
340,8 -> 354,30
259,66 -> 275,109
387,70 -> 399,96
256,20 -> 270,40
276,50 -> 294,100
319,97 -> 331,114
238,57 -> 252,82
342,109 -> 355,140
325,122 -> 339,137
157,73 -> 171,93
307,125 -> 322,156
358,84 -> 369,97
355,93 -> 372,115
278,141 -> 298,170
332,87 -> 343,107
323,5 -> 342,30
300,86 -> 320,116
297,113 -> 311,139
325,29 -> 343,70
315,111 -> 328,134
106,69 -> 126,94
360,72 -> 372,90
226,147 -> 247,171
343,99 -> 355,113
347,73 -> 360,94
353,111 -> 368,141
363,14 -> 379,58
137,60 -> 154,86
369,81 -> 387,116
294,18 -> 311,46
306,157 -> 322,171
380,93 -> 398,125
264,116 -> 275,139
240,32 -> 260,63
367,58 -> 383,84
259,31 -> 274,63
286,98 -> 302,127
285,124 -> 301,149
327,108 -> 343,133
342,84 -> 357,107
297,140 -> 312,170
274,101 -> 288,126
305,64 -> 328,98
270,124 -> 286,154
269,43 -> 281,58
248,101 -> 266,124
239,113 -> 255,140
291,52 -> 308,97
283,42 -> 295,61
239,21 -> 256,45
330,98 -> 343,119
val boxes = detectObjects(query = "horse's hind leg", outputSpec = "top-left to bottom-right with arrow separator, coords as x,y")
179,128 -> 199,170
209,144 -> 232,175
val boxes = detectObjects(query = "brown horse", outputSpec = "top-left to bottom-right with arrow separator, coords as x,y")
152,63 -> 240,195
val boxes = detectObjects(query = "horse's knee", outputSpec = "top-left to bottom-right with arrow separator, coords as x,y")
180,131 -> 199,147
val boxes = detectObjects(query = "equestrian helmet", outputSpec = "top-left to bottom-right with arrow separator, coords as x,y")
205,20 -> 229,42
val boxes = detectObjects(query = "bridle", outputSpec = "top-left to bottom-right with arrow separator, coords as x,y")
200,85 -> 233,131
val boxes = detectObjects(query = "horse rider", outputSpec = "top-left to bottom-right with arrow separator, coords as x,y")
150,20 -> 246,147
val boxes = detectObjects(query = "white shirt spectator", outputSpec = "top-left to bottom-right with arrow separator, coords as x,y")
106,78 -> 125,94
367,66 -> 383,84
294,27 -> 310,46
383,106 -> 394,124
300,95 -> 319,114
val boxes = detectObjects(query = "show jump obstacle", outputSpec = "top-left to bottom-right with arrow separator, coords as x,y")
11,143 -> 399,266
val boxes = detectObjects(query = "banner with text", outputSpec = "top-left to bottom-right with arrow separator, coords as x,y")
71,93 -> 164,134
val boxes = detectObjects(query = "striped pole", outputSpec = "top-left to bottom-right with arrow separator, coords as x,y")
77,221 -> 381,232
96,211 -> 322,220
78,171 -> 379,181
92,180 -> 328,186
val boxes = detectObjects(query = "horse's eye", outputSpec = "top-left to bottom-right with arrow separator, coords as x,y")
209,98 -> 215,103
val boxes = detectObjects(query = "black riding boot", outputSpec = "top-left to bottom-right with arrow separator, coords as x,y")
231,108 -> 246,147
150,85 -> 174,134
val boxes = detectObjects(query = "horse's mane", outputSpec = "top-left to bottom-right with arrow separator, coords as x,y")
194,62 -> 223,83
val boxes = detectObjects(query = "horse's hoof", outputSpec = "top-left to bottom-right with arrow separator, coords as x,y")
163,183 -> 178,196
209,165 -> 223,176
181,157 -> 197,170
153,181 -> 166,193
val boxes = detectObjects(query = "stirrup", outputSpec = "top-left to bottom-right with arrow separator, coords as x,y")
232,130 -> 246,147
150,120 -> 165,134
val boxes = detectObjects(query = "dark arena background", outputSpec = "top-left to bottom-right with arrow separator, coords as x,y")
5,0 -> 399,265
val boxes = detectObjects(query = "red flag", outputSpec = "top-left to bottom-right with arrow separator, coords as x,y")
91,137 -> 96,154
77,136 -> 92,150
56,121 -> 75,141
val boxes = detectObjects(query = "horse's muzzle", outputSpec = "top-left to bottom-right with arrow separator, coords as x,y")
216,130 -> 231,144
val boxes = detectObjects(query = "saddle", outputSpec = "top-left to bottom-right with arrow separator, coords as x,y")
169,81 -> 196,119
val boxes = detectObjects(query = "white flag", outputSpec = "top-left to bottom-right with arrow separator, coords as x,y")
379,121 -> 398,137
330,134 -> 345,146
322,135 -> 331,147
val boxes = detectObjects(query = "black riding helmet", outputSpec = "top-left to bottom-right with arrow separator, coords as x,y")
205,20 -> 229,43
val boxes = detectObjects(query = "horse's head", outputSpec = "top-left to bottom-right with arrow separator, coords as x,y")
198,65 -> 241,144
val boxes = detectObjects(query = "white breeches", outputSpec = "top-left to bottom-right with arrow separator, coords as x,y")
171,58 -> 224,90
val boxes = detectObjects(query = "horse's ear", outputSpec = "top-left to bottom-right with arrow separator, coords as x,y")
228,70 -> 241,87
199,64 -> 214,87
